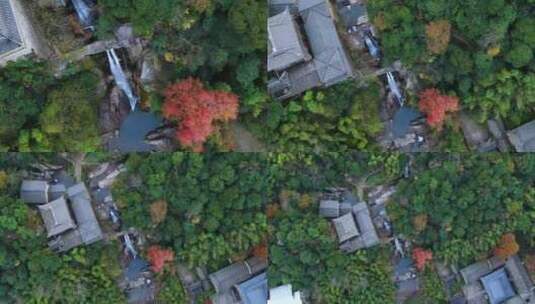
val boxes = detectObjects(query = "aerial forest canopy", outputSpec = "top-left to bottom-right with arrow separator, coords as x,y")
368,0 -> 535,126
0,60 -> 101,152
389,154 -> 535,266
112,153 -> 276,271
1,153 -> 534,303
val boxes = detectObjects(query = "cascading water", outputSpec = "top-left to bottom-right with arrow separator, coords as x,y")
387,72 -> 405,106
106,49 -> 138,111
71,0 -> 93,28
364,34 -> 380,60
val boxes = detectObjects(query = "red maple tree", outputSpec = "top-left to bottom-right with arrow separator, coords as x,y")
146,246 -> 174,273
418,89 -> 459,129
413,247 -> 433,271
163,78 -> 239,151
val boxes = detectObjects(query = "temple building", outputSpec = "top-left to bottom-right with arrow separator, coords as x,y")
0,0 -> 33,64
268,0 -> 354,100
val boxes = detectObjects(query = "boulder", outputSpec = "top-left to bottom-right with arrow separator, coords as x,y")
459,112 -> 489,149
115,24 -> 135,42
115,24 -> 144,62
487,118 -> 511,152
91,68 -> 108,99
144,138 -> 175,151
487,118 -> 506,139
99,86 -> 130,134
145,126 -> 175,141
139,52 -> 161,92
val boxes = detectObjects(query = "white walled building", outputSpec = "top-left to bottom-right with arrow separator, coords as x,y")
268,284 -> 302,304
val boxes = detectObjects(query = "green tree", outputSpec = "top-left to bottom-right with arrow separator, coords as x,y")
37,73 -> 101,152
389,155 -> 534,265
505,42 -> 533,68
0,59 -> 54,149
250,81 -> 384,151
113,153 -> 275,270
464,70 -> 535,124
269,208 -> 394,303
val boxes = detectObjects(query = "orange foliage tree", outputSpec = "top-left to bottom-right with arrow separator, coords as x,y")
252,242 -> 268,260
418,89 -> 459,129
163,78 -> 239,151
412,214 -> 428,232
413,247 -> 433,271
426,20 -> 452,54
266,203 -> 280,219
494,233 -> 520,259
150,200 -> 168,225
147,246 -> 175,273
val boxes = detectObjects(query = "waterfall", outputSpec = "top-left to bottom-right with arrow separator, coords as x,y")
106,49 -> 138,111
364,34 -> 380,60
71,0 -> 93,28
387,72 -> 404,106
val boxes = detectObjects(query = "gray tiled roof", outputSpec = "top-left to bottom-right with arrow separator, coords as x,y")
300,0 -> 353,86
268,0 -> 353,100
460,256 -> 505,284
336,1 -> 368,28
332,213 -> 359,243
268,9 -> 311,72
286,61 -> 321,93
505,296 -> 526,304
48,229 -> 83,253
0,0 -> 23,55
269,0 -> 299,15
462,282 -> 487,304
20,180 -> 49,204
212,291 -> 240,304
505,255 -> 535,302
339,202 -> 380,253
268,72 -> 291,98
481,268 -> 515,304
38,197 -> 76,238
67,183 -> 103,245
67,182 -> 91,201
461,255 -> 535,304
342,192 -> 359,205
268,62 -> 321,100
339,202 -> 352,215
319,200 -> 339,218
48,184 -> 66,201
507,120 -> 535,152
209,256 -> 267,294
235,272 -> 268,304
353,202 -> 379,247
